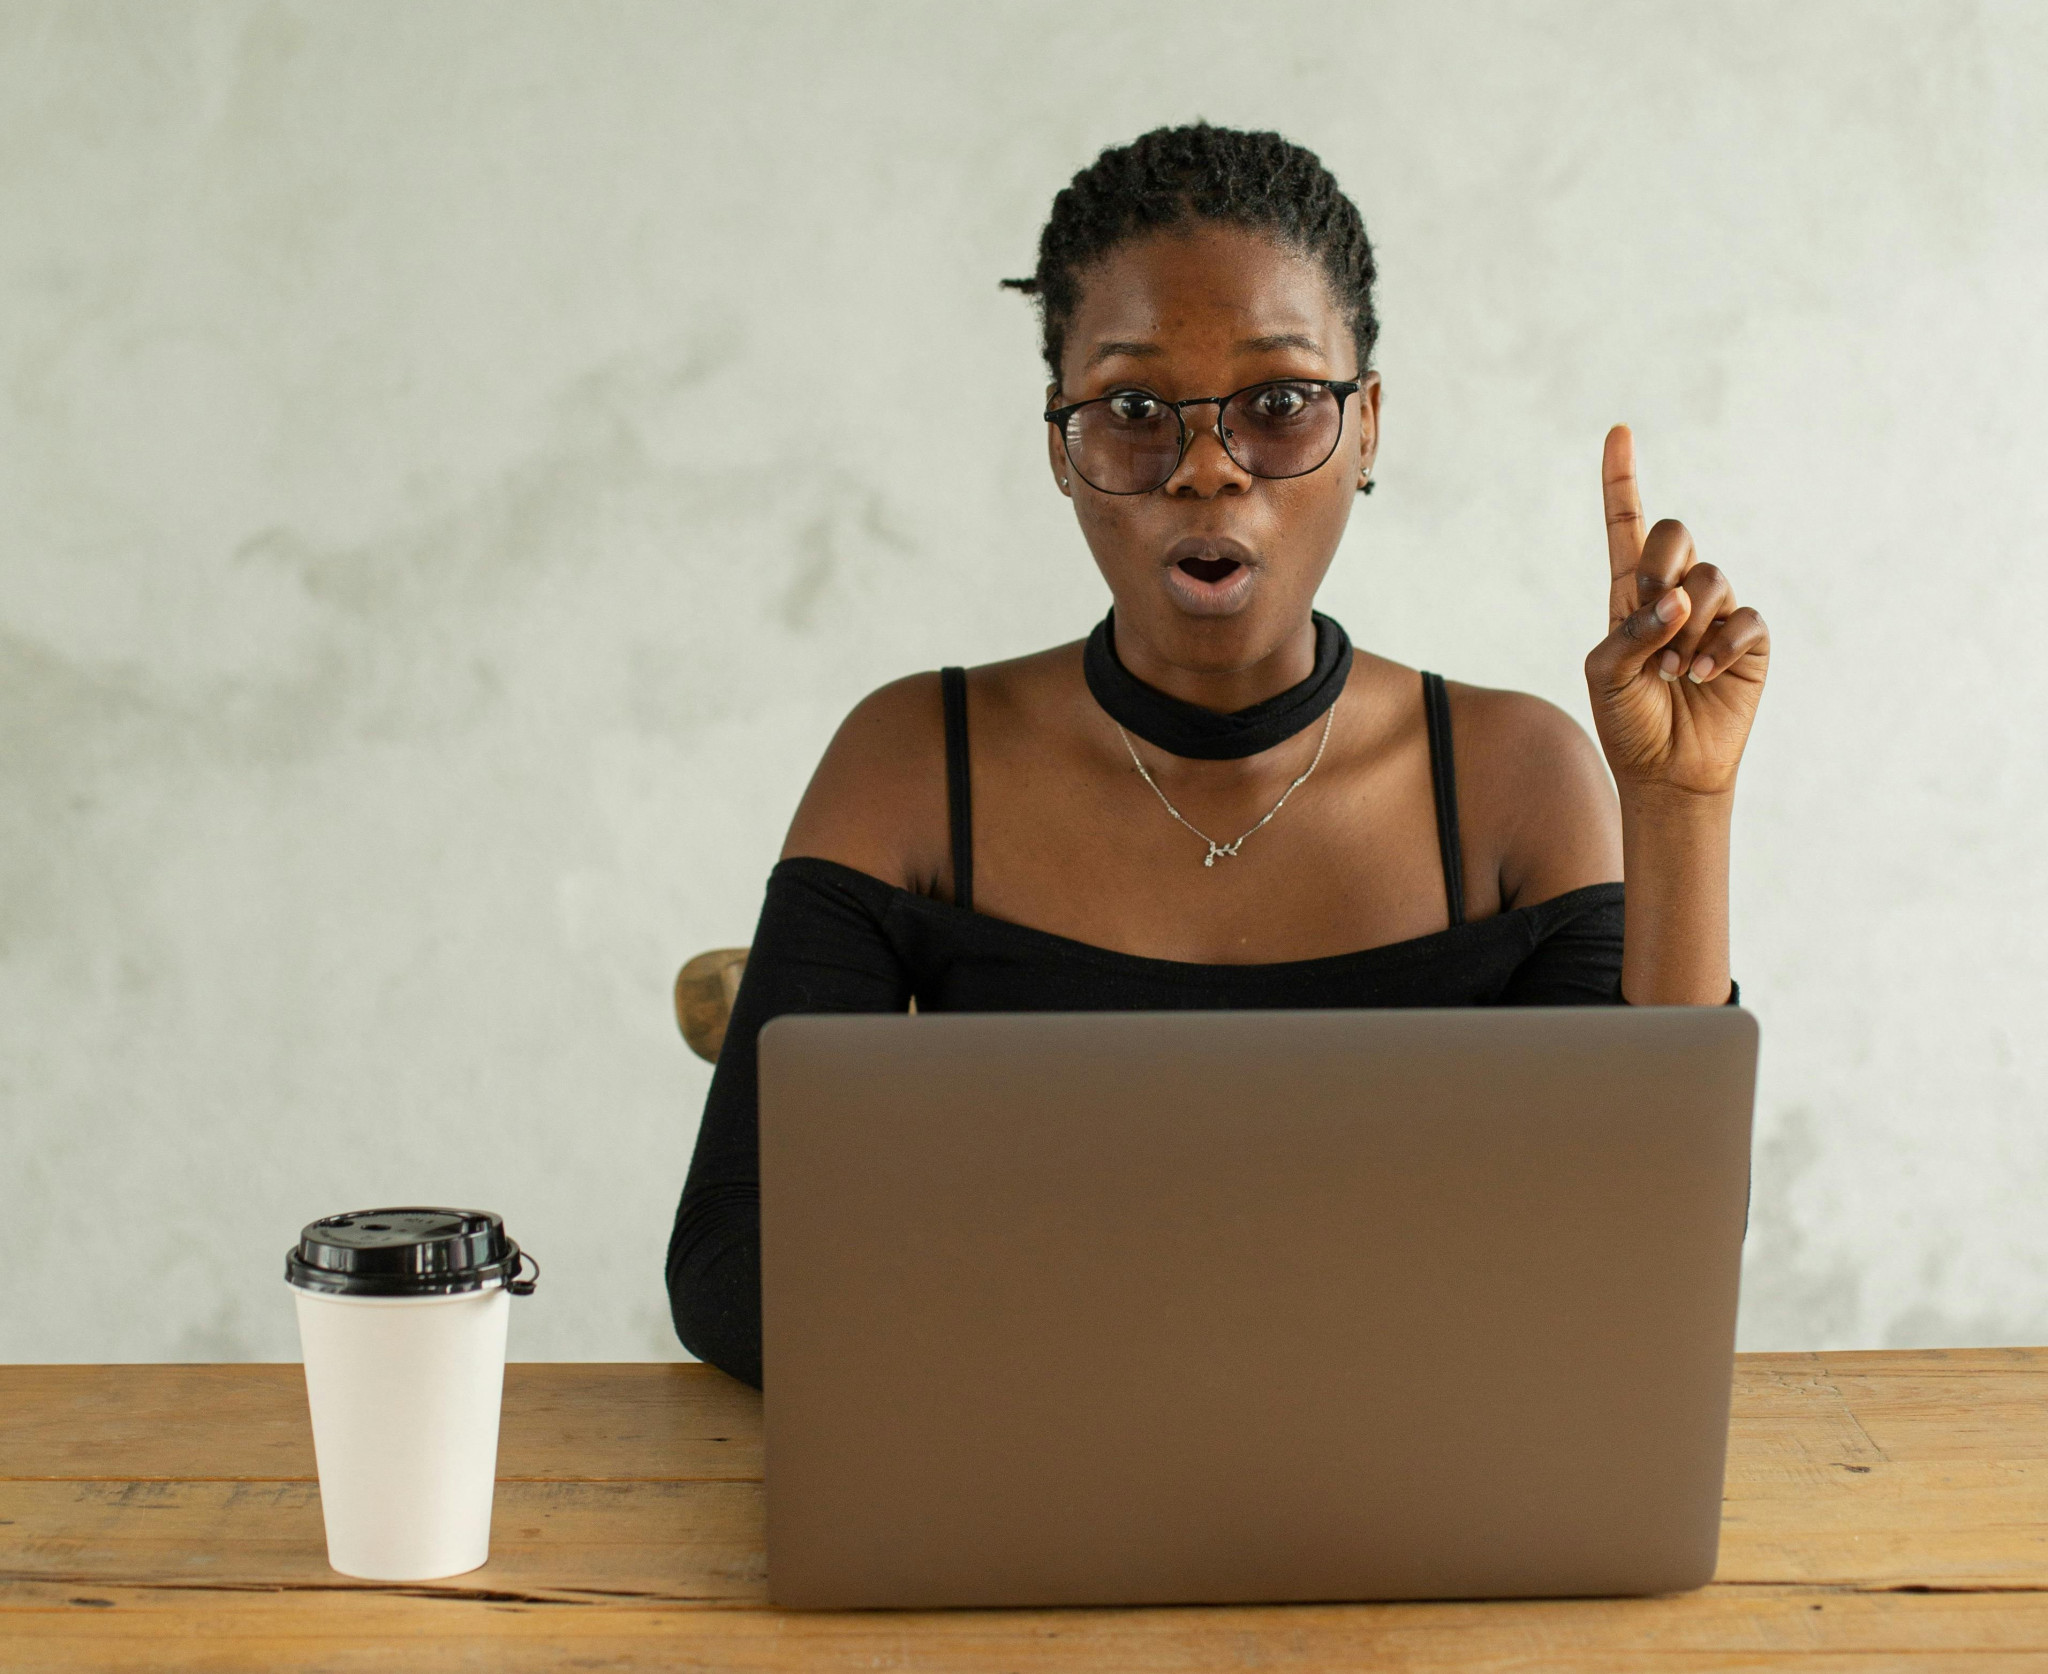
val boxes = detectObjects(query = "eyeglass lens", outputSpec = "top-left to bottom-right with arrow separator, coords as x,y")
1060,382 -> 1347,495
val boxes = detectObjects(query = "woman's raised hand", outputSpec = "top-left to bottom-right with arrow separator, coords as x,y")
1584,425 -> 1769,798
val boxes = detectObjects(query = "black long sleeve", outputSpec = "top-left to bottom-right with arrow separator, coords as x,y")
666,864 -> 912,1388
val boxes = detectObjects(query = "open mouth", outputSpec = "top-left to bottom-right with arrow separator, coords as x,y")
1163,537 -> 1257,613
1177,555 -> 1243,585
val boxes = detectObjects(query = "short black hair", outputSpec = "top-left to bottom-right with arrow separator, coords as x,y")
1002,123 -> 1378,388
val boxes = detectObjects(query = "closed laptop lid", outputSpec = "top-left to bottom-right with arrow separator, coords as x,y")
760,1005 -> 1757,1609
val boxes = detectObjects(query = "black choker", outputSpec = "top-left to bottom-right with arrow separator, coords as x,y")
1083,609 -> 1353,761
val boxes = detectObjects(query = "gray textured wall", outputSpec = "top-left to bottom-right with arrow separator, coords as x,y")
4,2 -> 2045,1362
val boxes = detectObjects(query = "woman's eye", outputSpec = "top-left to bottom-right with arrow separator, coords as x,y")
1107,393 -> 1164,424
1250,385 -> 1312,420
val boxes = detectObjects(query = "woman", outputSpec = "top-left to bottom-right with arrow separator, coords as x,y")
668,124 -> 1768,1389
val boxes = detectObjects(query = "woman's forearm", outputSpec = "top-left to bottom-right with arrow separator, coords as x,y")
1618,785 -> 1733,1006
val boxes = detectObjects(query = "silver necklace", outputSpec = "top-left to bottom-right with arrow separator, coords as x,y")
1115,706 -> 1337,868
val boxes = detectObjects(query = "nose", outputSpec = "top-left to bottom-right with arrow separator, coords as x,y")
1164,400 -> 1250,499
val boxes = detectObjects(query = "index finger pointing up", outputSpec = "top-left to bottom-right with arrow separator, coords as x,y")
1603,424 -> 1646,629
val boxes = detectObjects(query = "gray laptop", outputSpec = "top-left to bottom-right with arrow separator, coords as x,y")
758,1006 -> 1757,1609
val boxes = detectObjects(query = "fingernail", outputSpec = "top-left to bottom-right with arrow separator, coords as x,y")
1688,656 -> 1713,683
1655,591 -> 1685,623
1658,650 -> 1680,681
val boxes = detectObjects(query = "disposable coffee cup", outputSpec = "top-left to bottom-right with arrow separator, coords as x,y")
286,1207 -> 538,1581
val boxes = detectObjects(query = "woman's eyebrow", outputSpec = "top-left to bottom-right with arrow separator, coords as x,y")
1238,332 -> 1326,356
1084,340 -> 1162,368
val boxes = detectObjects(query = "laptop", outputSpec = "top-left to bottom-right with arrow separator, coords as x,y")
757,1005 -> 1757,1609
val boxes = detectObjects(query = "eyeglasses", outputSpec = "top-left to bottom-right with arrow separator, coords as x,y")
1044,378 -> 1364,496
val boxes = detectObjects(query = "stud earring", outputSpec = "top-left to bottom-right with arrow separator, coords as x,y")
1060,477 -> 1070,490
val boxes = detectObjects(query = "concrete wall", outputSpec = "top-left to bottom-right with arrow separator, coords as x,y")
4,1 -> 2045,1361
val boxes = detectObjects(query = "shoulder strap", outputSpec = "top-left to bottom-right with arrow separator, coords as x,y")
940,666 -> 974,913
1420,671 -> 1466,928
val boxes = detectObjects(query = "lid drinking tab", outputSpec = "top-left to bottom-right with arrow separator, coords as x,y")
284,1207 -> 534,1298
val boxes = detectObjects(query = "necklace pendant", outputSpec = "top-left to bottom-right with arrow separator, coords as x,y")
1117,708 -> 1335,877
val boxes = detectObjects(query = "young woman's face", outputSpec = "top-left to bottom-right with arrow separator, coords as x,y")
1051,222 -> 1378,676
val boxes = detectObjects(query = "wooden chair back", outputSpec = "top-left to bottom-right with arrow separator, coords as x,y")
674,948 -> 749,1063
676,945 -> 922,1063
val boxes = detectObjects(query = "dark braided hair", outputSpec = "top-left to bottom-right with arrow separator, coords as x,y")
1002,123 -> 1378,390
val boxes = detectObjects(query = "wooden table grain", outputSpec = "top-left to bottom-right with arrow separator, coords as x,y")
3,1350 -> 2046,1671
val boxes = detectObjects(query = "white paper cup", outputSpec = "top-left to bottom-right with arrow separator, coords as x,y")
285,1208 -> 536,1582
293,1285 -> 511,1580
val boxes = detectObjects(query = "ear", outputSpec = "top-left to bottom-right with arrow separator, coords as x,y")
1355,372 -> 1381,489
1045,383 -> 1072,496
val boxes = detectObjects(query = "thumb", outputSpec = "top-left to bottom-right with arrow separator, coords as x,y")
1588,584 -> 1690,694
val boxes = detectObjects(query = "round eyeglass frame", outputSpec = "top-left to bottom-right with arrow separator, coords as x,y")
1044,378 -> 1366,496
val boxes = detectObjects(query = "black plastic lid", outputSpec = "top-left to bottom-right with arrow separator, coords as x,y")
284,1208 -> 538,1298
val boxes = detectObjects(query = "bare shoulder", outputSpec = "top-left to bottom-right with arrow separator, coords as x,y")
780,671 -> 951,893
778,643 -> 1084,897
1444,679 -> 1622,908
1448,682 -> 1606,782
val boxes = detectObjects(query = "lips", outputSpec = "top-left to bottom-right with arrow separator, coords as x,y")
1161,535 -> 1259,616
1165,535 -> 1255,583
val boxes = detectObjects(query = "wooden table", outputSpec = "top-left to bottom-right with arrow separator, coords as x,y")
3,1351 -> 2045,1670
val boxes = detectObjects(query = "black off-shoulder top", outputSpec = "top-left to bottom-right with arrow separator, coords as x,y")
666,672 -> 1631,1388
